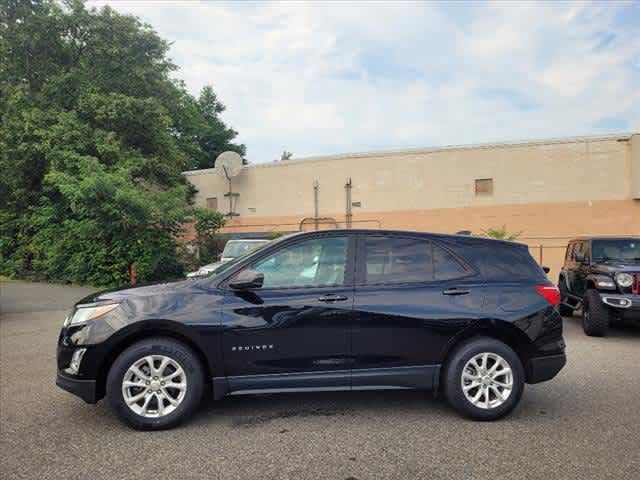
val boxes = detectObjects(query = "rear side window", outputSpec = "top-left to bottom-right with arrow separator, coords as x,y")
433,244 -> 468,280
361,236 -> 469,284
363,236 -> 433,284
565,243 -> 574,262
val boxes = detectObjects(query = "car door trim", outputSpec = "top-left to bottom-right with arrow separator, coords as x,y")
212,364 -> 440,398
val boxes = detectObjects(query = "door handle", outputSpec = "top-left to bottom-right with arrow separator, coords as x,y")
442,288 -> 470,296
317,294 -> 348,302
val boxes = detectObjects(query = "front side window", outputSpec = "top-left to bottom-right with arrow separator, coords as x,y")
253,236 -> 347,288
363,236 -> 433,284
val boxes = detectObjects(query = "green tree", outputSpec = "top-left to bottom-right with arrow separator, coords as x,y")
481,225 -> 523,241
280,150 -> 293,161
0,0 -> 244,285
193,208 -> 226,265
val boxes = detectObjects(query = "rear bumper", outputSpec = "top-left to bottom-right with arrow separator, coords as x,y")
56,372 -> 98,404
527,353 -> 566,384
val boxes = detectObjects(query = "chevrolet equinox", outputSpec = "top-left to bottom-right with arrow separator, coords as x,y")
56,230 -> 566,429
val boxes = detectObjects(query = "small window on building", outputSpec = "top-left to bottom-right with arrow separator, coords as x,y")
206,197 -> 218,210
475,178 -> 493,196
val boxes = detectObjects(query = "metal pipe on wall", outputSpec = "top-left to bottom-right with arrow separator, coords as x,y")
345,178 -> 352,229
313,180 -> 319,230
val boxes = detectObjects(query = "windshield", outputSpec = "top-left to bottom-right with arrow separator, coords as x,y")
222,240 -> 270,258
592,239 -> 640,262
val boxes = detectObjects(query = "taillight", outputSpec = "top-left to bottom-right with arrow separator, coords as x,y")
535,284 -> 560,306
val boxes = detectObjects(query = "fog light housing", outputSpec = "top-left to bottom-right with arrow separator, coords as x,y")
602,296 -> 632,309
67,348 -> 87,375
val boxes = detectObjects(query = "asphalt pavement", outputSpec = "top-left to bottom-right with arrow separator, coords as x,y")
1,280 -> 639,480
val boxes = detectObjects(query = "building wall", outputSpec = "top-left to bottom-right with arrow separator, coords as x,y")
183,133 -> 640,278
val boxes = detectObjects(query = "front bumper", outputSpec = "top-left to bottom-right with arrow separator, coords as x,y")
527,353 -> 566,384
599,293 -> 640,321
56,371 -> 98,404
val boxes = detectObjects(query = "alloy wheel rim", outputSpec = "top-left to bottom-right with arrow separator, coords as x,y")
122,355 -> 187,418
461,352 -> 513,409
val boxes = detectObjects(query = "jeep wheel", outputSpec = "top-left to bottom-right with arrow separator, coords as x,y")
557,280 -> 574,317
106,337 -> 205,430
443,337 -> 524,421
582,289 -> 611,337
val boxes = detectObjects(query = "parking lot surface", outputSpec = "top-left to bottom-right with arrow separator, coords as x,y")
1,280 -> 639,480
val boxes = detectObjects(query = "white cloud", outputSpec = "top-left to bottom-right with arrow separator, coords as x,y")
87,0 -> 640,163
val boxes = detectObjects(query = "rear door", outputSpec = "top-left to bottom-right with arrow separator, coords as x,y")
220,233 -> 355,392
350,234 -> 484,390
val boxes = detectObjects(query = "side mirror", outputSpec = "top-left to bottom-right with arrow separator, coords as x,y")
542,266 -> 550,274
575,252 -> 585,263
229,269 -> 264,290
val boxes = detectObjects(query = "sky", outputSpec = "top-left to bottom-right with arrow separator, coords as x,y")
87,1 -> 640,164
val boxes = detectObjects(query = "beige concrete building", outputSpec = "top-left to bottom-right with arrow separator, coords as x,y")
184,133 -> 640,278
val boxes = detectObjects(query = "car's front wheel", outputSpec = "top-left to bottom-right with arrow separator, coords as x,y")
106,337 -> 205,430
444,337 -> 524,421
582,289 -> 610,337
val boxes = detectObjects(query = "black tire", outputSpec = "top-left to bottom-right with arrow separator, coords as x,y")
557,279 -> 574,317
582,289 -> 610,337
443,337 -> 525,421
106,337 -> 205,430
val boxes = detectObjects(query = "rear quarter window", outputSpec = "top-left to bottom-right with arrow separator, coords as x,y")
461,242 -> 546,282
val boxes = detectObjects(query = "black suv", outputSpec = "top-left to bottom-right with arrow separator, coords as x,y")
558,236 -> 640,336
56,230 -> 566,429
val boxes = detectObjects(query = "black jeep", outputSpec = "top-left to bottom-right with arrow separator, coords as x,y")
558,237 -> 640,336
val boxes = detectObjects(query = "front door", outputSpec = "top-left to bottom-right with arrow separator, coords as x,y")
574,241 -> 590,296
351,234 -> 484,389
221,234 -> 355,392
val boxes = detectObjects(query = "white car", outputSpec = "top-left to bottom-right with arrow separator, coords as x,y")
187,239 -> 270,278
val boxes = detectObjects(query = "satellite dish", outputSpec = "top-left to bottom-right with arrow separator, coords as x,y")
215,151 -> 243,217
215,151 -> 243,179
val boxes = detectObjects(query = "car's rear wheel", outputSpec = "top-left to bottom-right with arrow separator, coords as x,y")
582,289 -> 610,337
106,337 -> 204,430
444,337 -> 524,421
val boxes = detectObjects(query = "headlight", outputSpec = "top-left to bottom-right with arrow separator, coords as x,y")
615,273 -> 633,288
595,278 -> 615,289
65,303 -> 120,326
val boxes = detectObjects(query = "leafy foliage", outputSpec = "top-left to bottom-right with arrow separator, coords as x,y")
481,225 -> 523,241
280,150 -> 293,161
192,208 -> 226,265
0,0 -> 240,285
